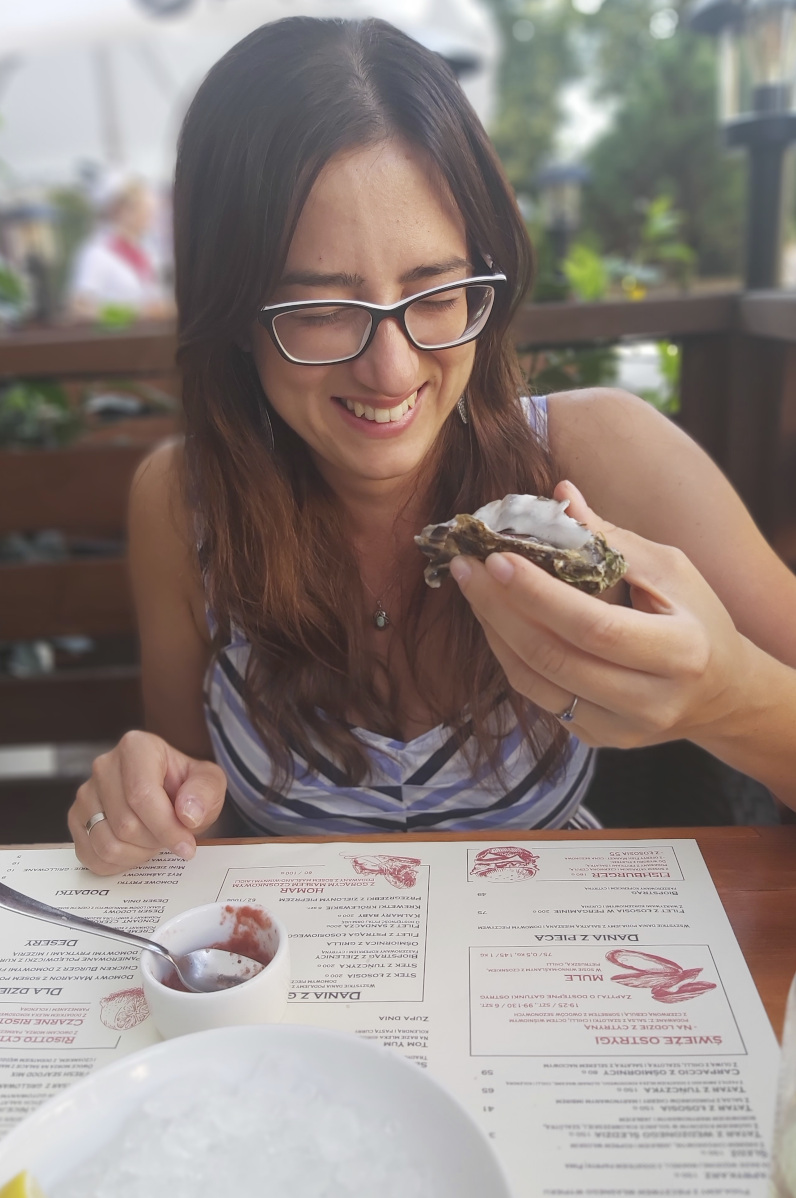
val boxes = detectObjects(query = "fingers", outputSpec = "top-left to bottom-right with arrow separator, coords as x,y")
68,783 -> 164,877
117,737 -> 201,857
478,617 -> 580,716
554,480 -> 694,615
172,762 -> 227,834
477,614 -> 677,750
69,731 -> 227,875
476,596 -> 648,738
458,482 -> 738,752
453,547 -> 706,680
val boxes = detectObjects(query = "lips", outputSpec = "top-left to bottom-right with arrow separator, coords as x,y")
340,390 -> 418,423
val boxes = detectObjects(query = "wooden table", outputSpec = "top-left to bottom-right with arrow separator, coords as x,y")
208,824 -> 796,1040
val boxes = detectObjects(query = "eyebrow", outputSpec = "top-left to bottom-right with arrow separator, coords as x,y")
279,257 -> 473,289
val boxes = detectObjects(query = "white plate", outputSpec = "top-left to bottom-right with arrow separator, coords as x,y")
0,1024 -> 512,1196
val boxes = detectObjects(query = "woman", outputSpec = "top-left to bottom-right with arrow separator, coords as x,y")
68,178 -> 173,322
69,17 -> 796,875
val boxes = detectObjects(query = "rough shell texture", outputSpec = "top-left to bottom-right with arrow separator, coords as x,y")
414,494 -> 627,596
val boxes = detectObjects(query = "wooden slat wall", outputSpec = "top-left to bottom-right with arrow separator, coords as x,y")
0,321 -> 178,378
0,444 -> 146,535
0,668 -> 144,745
0,559 -> 135,641
0,445 -> 150,757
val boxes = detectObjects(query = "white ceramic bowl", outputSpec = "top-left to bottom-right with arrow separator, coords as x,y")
0,1025 -> 513,1197
140,900 -> 289,1039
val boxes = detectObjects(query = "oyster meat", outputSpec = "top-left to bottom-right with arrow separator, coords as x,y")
414,493 -> 627,595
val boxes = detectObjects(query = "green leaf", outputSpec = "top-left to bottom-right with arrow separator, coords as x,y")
562,244 -> 609,302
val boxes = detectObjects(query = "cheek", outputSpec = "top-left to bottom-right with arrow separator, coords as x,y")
251,333 -> 328,415
437,344 -> 476,395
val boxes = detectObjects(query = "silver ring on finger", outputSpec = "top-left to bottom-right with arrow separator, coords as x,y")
555,695 -> 579,723
85,811 -> 108,837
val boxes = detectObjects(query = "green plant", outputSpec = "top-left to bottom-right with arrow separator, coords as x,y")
582,29 -> 743,279
636,195 -> 696,290
528,226 -> 570,302
0,381 -> 82,448
0,262 -> 25,306
97,303 -> 138,330
562,243 -> 610,302
637,340 -> 681,414
48,186 -> 93,308
523,344 -> 618,394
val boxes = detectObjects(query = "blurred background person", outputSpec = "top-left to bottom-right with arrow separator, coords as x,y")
67,176 -> 174,322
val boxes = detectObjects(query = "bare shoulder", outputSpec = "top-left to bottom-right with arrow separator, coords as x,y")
546,386 -> 727,532
546,387 -> 796,664
129,438 -> 206,636
129,437 -> 187,543
546,386 -> 677,509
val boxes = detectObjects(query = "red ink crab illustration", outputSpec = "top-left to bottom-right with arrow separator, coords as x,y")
99,986 -> 150,1030
345,854 -> 421,889
469,846 -> 540,882
605,949 -> 717,1004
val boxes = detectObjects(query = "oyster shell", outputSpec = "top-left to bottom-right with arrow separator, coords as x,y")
414,493 -> 627,595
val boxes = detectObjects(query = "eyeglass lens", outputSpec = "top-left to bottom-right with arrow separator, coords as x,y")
271,283 -> 495,364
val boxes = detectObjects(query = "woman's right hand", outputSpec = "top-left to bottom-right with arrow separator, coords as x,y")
68,730 -> 228,876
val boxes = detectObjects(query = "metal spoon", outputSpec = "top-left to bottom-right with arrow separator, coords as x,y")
0,881 -> 265,994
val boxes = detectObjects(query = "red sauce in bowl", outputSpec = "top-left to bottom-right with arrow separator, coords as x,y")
160,905 -> 275,992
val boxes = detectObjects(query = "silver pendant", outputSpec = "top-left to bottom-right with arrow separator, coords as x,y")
373,604 -> 390,631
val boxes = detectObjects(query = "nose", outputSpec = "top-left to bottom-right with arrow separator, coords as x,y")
349,315 -> 419,398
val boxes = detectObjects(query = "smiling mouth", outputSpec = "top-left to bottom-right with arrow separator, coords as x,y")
341,391 -> 418,424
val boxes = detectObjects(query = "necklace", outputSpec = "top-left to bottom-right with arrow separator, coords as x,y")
361,570 -> 403,631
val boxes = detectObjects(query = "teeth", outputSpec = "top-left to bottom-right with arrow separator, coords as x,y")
344,391 -> 418,423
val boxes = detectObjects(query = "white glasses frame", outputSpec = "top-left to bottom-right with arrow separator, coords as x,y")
256,272 -> 508,365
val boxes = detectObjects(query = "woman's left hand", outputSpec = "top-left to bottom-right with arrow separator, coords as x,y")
448,481 -> 752,749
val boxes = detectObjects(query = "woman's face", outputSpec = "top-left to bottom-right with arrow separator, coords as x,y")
250,139 -> 476,496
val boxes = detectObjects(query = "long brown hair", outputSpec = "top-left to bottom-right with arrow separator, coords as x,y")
174,16 -> 569,788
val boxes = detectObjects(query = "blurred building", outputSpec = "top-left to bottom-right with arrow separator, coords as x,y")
0,0 -> 499,190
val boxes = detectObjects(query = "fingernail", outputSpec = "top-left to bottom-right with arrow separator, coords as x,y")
485,553 -> 514,584
174,841 -> 194,861
180,796 -> 204,828
449,557 -> 472,585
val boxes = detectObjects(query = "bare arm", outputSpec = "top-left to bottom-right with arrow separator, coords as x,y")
68,440 -> 227,873
128,440 -> 214,756
550,389 -> 796,806
448,387 -> 796,810
548,387 -> 796,668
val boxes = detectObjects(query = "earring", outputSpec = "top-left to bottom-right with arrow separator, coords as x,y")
456,394 -> 469,425
259,400 -> 275,451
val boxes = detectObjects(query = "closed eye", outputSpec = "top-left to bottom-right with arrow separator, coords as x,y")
287,307 -> 358,328
412,296 -> 463,313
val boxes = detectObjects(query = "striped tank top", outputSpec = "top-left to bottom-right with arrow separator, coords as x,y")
203,395 -> 599,836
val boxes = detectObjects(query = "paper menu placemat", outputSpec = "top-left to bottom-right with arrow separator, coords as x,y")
0,839 -> 780,1196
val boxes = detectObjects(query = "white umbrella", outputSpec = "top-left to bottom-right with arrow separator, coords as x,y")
0,0 -> 499,188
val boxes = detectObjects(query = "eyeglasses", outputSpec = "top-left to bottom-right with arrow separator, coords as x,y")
257,273 -> 507,366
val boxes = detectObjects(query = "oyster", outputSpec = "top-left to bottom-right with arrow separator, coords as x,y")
414,493 -> 627,595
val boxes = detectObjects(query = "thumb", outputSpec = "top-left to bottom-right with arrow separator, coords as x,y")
553,479 -> 673,614
553,479 -> 608,532
173,759 -> 227,832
